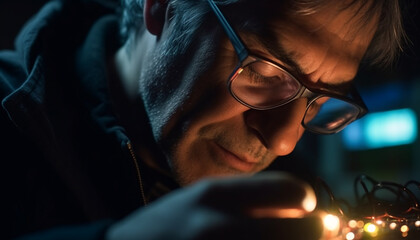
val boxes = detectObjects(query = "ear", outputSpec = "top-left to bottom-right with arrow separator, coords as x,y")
144,0 -> 168,36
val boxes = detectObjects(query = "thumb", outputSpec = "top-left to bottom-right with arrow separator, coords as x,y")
247,172 -> 317,218
198,171 -> 317,217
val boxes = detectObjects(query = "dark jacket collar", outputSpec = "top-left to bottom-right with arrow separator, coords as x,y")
1,0 -> 145,220
4,0 -> 127,144
14,1 -> 63,73
75,14 -> 129,142
2,0 -> 179,213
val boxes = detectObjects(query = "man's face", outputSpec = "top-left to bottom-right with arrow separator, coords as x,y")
139,2 -> 377,186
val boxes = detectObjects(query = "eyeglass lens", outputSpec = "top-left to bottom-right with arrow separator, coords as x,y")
304,97 -> 360,133
229,59 -> 360,133
230,60 -> 301,108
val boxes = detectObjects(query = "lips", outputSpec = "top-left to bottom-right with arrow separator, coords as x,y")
210,141 -> 258,172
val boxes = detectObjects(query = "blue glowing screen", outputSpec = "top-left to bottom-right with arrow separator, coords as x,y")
342,108 -> 418,150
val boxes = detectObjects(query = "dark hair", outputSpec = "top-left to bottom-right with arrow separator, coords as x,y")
119,0 -> 406,68
120,0 -> 145,41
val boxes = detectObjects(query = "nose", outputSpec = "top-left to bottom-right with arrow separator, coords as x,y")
244,98 -> 307,156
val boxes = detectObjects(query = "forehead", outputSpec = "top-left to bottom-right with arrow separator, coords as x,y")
277,1 -> 378,45
239,0 -> 378,89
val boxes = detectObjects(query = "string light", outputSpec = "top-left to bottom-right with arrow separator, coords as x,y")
375,220 -> 385,227
315,176 -> 420,239
401,225 -> 409,238
364,223 -> 377,233
364,223 -> 378,237
323,214 -> 340,231
348,220 -> 357,228
345,232 -> 355,240
389,222 -> 397,230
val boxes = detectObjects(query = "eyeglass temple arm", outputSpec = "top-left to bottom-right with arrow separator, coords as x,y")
207,0 -> 248,62
350,85 -> 368,116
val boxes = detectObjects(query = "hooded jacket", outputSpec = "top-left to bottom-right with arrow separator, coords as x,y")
0,1 -> 177,239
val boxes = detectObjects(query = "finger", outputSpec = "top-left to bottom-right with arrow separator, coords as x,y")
196,171 -> 316,215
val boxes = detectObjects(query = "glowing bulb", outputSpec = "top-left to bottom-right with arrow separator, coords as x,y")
390,222 -> 397,230
364,223 -> 377,233
364,223 -> 379,237
323,214 -> 340,231
356,220 -> 364,229
415,221 -> 420,227
401,225 -> 409,233
346,232 -> 355,240
348,220 -> 357,228
301,186 -> 317,212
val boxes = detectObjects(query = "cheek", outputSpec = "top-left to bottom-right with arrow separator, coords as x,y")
139,42 -> 220,142
192,84 -> 248,126
182,52 -> 245,128
178,53 -> 248,134
140,78 -> 192,143
145,52 -> 239,145
150,72 -> 249,185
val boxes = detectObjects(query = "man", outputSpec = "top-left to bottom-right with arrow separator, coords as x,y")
0,0 -> 404,239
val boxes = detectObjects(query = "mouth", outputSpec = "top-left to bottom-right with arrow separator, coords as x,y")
209,141 -> 258,172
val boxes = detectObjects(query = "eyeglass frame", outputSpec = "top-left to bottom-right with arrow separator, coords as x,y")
207,0 -> 368,134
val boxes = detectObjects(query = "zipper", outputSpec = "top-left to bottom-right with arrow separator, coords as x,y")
127,141 -> 148,206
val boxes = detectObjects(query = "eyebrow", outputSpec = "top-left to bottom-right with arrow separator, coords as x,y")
252,34 -> 354,94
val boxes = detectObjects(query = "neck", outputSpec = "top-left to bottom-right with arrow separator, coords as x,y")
110,31 -> 172,176
114,32 -> 155,99
114,31 -> 157,101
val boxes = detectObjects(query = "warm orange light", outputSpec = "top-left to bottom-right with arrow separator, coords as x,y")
345,232 -> 355,240
301,185 -> 317,212
323,214 -> 340,231
348,220 -> 357,228
250,185 -> 317,219
364,223 -> 378,237
400,225 -> 409,233
250,208 -> 306,218
390,222 -> 397,230
415,220 -> 420,227
365,223 -> 377,232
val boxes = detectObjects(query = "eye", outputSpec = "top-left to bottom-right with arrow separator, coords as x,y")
305,101 -> 321,121
249,62 -> 280,78
242,61 -> 292,86
305,97 -> 330,121
244,67 -> 279,85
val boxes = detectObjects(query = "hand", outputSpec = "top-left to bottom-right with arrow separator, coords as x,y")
106,171 -> 323,240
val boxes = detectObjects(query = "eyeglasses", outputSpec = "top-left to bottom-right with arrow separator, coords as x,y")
207,0 -> 368,134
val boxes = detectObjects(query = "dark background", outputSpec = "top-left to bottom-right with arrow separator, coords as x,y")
0,0 -> 51,50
